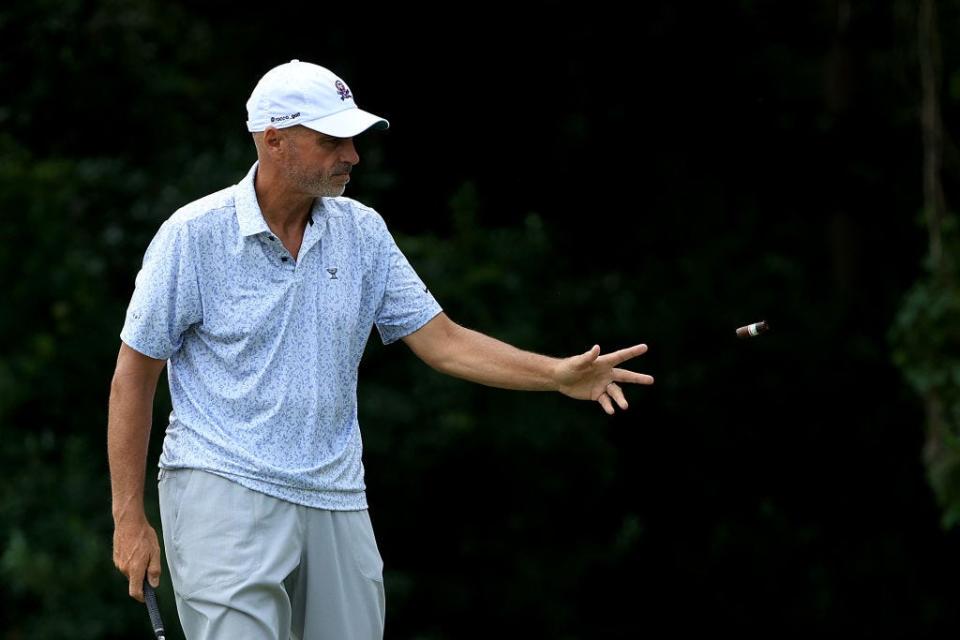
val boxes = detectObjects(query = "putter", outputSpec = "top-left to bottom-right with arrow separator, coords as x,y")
143,579 -> 166,640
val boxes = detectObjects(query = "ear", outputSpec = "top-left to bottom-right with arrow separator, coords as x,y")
262,126 -> 285,152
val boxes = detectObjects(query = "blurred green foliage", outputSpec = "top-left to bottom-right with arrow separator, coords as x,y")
890,249 -> 960,528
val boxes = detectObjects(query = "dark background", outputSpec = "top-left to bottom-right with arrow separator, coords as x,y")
2,0 -> 959,637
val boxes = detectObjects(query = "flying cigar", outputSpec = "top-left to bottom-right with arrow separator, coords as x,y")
736,320 -> 769,339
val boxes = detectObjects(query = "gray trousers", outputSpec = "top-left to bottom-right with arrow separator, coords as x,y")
158,468 -> 385,640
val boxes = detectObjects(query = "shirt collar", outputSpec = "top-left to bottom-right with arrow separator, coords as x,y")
235,161 -> 322,237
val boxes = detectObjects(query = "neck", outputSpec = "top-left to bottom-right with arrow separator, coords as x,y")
254,162 -> 314,236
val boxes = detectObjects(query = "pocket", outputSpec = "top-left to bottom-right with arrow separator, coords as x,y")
158,469 -> 189,535
171,471 -> 264,598
347,510 -> 384,583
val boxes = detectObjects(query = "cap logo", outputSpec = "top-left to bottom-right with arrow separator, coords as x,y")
335,80 -> 352,101
270,111 -> 300,123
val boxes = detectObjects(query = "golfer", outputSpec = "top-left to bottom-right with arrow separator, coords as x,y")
108,59 -> 654,639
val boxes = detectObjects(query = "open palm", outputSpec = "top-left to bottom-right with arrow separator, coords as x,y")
555,344 -> 654,415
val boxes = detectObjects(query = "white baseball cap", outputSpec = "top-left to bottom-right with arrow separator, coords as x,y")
245,59 -> 389,137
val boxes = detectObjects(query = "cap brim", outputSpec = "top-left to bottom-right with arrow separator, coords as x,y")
301,108 -> 389,137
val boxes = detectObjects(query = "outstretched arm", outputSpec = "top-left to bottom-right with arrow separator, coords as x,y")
401,313 -> 654,414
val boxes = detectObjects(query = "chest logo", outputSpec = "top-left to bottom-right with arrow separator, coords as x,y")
326,267 -> 339,280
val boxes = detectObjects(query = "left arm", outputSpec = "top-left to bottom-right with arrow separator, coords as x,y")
401,313 -> 654,414
402,312 -> 560,391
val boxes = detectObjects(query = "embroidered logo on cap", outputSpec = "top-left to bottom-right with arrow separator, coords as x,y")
270,112 -> 301,123
335,81 -> 352,101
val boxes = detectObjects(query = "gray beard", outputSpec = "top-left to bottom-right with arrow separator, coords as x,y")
289,171 -> 345,198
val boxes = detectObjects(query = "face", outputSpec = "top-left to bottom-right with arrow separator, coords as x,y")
273,126 -> 360,198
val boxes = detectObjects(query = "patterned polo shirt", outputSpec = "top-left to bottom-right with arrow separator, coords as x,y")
120,162 -> 442,510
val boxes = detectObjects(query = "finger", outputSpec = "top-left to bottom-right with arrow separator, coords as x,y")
613,368 -> 655,385
601,344 -> 648,366
579,344 -> 601,366
606,383 -> 628,410
598,393 -> 615,415
128,564 -> 146,602
148,549 -> 162,588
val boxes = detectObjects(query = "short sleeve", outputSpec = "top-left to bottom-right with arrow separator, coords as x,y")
373,221 -> 442,346
120,219 -> 202,359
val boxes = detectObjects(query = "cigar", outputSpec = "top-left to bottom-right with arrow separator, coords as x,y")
736,320 -> 769,338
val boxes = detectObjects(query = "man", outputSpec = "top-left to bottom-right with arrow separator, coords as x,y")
108,59 -> 654,639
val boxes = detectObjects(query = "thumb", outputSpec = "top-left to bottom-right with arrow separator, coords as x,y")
580,344 -> 600,363
148,551 -> 161,588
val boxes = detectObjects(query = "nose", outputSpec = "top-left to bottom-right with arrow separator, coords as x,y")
341,138 -> 360,166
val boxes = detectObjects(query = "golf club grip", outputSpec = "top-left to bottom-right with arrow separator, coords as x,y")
143,579 -> 166,640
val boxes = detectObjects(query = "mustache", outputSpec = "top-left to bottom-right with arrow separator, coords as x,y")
331,166 -> 352,176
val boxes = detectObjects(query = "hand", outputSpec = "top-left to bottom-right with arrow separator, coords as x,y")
555,344 -> 654,415
112,516 -> 162,602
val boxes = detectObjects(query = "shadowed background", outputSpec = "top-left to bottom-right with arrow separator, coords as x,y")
2,0 -> 960,637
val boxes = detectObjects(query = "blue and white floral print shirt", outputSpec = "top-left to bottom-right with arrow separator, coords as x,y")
121,162 -> 442,509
